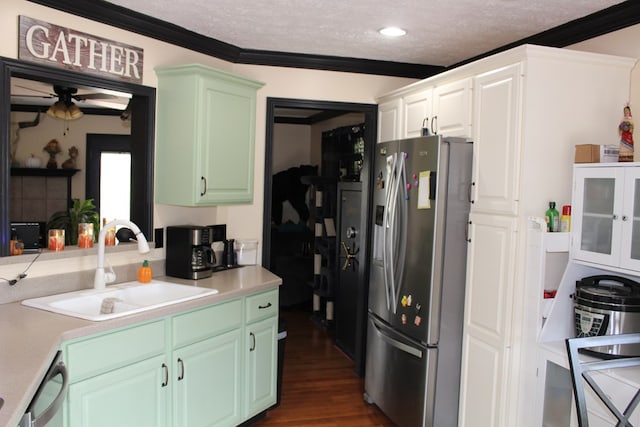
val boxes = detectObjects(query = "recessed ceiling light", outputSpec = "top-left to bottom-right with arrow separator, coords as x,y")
379,27 -> 407,37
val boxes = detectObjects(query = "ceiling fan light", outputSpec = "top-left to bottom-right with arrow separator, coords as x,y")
46,101 -> 83,120
67,103 -> 83,120
47,102 -> 65,119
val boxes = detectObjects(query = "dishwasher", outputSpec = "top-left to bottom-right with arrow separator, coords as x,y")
20,351 -> 68,427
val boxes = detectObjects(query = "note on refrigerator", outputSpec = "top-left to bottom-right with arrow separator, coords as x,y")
417,171 -> 431,209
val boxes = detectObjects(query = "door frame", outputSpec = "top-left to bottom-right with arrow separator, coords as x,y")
262,97 -> 377,376
1,57 -> 155,256
262,97 -> 377,268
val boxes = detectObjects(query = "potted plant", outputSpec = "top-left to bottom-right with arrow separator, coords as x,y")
47,198 -> 100,245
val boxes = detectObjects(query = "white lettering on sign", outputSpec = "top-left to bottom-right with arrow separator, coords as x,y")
19,16 -> 143,84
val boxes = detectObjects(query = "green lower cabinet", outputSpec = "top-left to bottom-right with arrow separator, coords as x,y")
67,355 -> 168,427
173,328 -> 242,427
60,289 -> 278,426
245,316 -> 278,419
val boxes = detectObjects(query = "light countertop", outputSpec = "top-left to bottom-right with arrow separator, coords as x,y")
0,265 -> 282,427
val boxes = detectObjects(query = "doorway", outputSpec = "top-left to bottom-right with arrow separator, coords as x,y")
262,97 -> 377,376
86,134 -> 132,223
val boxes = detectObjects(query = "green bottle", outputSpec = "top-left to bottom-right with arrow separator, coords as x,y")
545,201 -> 560,232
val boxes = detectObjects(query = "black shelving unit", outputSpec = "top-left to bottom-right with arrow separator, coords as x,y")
305,175 -> 337,328
305,123 -> 366,328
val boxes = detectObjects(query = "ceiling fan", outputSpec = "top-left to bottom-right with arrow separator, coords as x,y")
13,83 -> 128,120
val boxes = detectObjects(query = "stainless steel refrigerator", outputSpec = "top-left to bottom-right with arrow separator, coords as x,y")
364,135 -> 473,427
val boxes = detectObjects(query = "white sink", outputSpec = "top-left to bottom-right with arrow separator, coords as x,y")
22,280 -> 218,321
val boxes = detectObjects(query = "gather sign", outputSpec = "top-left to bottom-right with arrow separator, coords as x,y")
18,15 -> 144,84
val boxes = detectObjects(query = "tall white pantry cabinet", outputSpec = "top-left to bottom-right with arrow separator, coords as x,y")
375,44 -> 635,427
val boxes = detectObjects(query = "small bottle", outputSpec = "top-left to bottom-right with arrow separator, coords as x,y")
560,205 -> 571,232
545,202 -> 560,232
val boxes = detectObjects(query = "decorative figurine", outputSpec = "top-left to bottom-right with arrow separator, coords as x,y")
619,103 -> 634,162
43,139 -> 62,169
62,146 -> 78,169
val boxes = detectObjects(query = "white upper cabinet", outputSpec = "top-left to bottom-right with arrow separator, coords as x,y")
402,88 -> 432,138
432,78 -> 473,138
377,98 -> 402,142
471,63 -> 522,216
379,78 -> 472,142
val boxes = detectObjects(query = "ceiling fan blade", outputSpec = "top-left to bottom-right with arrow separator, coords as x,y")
74,93 -> 120,101
13,94 -> 55,99
14,84 -> 55,97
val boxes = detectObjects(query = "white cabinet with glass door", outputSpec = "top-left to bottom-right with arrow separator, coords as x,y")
571,163 -> 640,272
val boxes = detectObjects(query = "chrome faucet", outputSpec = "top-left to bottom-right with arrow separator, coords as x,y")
94,219 -> 150,290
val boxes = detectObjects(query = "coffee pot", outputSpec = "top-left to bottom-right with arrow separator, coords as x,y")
166,225 -> 215,279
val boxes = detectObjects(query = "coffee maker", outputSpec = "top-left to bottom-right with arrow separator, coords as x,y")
166,225 -> 215,279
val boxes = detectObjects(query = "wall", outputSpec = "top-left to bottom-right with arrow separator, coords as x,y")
569,23 -> 640,161
0,0 -> 414,285
272,124 -> 312,173
272,123 -> 313,223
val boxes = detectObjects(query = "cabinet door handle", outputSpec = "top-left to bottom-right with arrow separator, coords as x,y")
200,176 -> 207,196
258,302 -> 272,310
468,182 -> 475,204
250,332 -> 256,352
161,363 -> 169,387
177,358 -> 184,381
613,214 -> 619,220
623,215 -> 629,221
431,115 -> 438,135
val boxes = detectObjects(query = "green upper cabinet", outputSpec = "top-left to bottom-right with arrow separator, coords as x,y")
155,64 -> 264,206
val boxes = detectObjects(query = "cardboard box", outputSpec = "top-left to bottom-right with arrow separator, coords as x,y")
574,144 -> 619,163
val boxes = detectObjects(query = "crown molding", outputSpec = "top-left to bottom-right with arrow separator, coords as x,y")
25,0 -> 640,79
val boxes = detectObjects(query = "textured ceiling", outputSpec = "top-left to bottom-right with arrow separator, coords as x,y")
103,0 -> 624,66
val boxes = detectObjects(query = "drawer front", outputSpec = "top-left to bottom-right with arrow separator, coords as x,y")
172,298 -> 242,348
65,320 -> 166,383
245,289 -> 278,324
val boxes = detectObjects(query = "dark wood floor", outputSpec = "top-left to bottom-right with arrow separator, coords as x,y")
253,307 -> 394,426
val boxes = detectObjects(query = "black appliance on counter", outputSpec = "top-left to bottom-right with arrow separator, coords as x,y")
166,225 -> 216,279
574,275 -> 640,358
11,222 -> 41,252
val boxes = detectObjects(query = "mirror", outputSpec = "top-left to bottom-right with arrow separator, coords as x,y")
1,57 -> 155,256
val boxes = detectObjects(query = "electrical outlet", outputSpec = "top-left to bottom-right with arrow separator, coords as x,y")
209,224 -> 227,242
154,228 -> 164,249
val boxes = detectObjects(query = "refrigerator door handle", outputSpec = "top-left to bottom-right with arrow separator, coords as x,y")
388,153 -> 403,313
371,318 -> 423,359
387,169 -> 398,312
393,152 -> 409,309
383,153 -> 397,312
